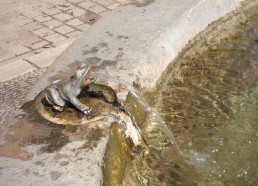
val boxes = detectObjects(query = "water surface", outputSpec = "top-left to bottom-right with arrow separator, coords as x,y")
123,1 -> 258,185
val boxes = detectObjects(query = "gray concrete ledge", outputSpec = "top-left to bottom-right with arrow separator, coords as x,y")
27,0 -> 242,101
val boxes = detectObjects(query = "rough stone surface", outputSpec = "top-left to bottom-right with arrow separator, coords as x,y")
43,19 -> 63,29
30,41 -> 50,49
54,25 -> 75,34
28,0 -> 243,101
44,33 -> 67,44
0,0 -> 125,65
26,40 -> 74,68
0,0 -> 245,186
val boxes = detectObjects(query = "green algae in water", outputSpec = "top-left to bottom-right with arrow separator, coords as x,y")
156,2 -> 258,185
123,1 -> 258,185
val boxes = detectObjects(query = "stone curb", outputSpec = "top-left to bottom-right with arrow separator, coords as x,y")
0,59 -> 37,82
0,39 -> 74,82
27,0 -> 243,100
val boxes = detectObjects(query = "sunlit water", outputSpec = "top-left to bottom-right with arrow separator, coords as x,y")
123,2 -> 258,185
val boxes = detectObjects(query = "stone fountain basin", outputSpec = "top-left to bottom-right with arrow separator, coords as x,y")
0,0 -> 245,185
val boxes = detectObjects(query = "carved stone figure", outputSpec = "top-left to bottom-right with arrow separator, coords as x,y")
45,64 -> 96,115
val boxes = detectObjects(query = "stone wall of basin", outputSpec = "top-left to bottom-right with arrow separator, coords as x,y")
26,0 -> 245,185
27,0 -> 242,101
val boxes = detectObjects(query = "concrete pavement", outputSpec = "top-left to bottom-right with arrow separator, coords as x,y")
0,0 -> 129,82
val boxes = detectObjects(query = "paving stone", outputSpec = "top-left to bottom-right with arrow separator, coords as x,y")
11,44 -> 31,56
76,24 -> 90,31
67,8 -> 85,17
92,0 -> 116,6
99,10 -> 112,17
40,0 -> 66,6
54,25 -> 75,34
12,16 -> 34,26
34,14 -> 52,22
43,19 -> 63,29
26,40 -> 73,68
0,11 -> 21,21
0,52 -> 16,63
16,30 -> 42,46
88,5 -> 107,14
22,22 -> 43,31
1,11 -> 33,26
34,45 -> 54,54
67,0 -> 83,4
115,0 -> 131,4
66,18 -> 84,26
78,12 -> 100,25
44,33 -> 67,44
6,50 -> 37,63
57,2 -> 75,11
78,1 -> 96,9
53,13 -> 73,21
43,7 -> 62,15
0,60 -> 36,82
29,1 -> 52,11
30,41 -> 50,49
0,0 -> 121,70
66,30 -> 82,38
19,10 -> 42,18
107,2 -> 121,10
32,27 -> 55,37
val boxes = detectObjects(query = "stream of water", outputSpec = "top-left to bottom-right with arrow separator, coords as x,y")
122,1 -> 258,185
